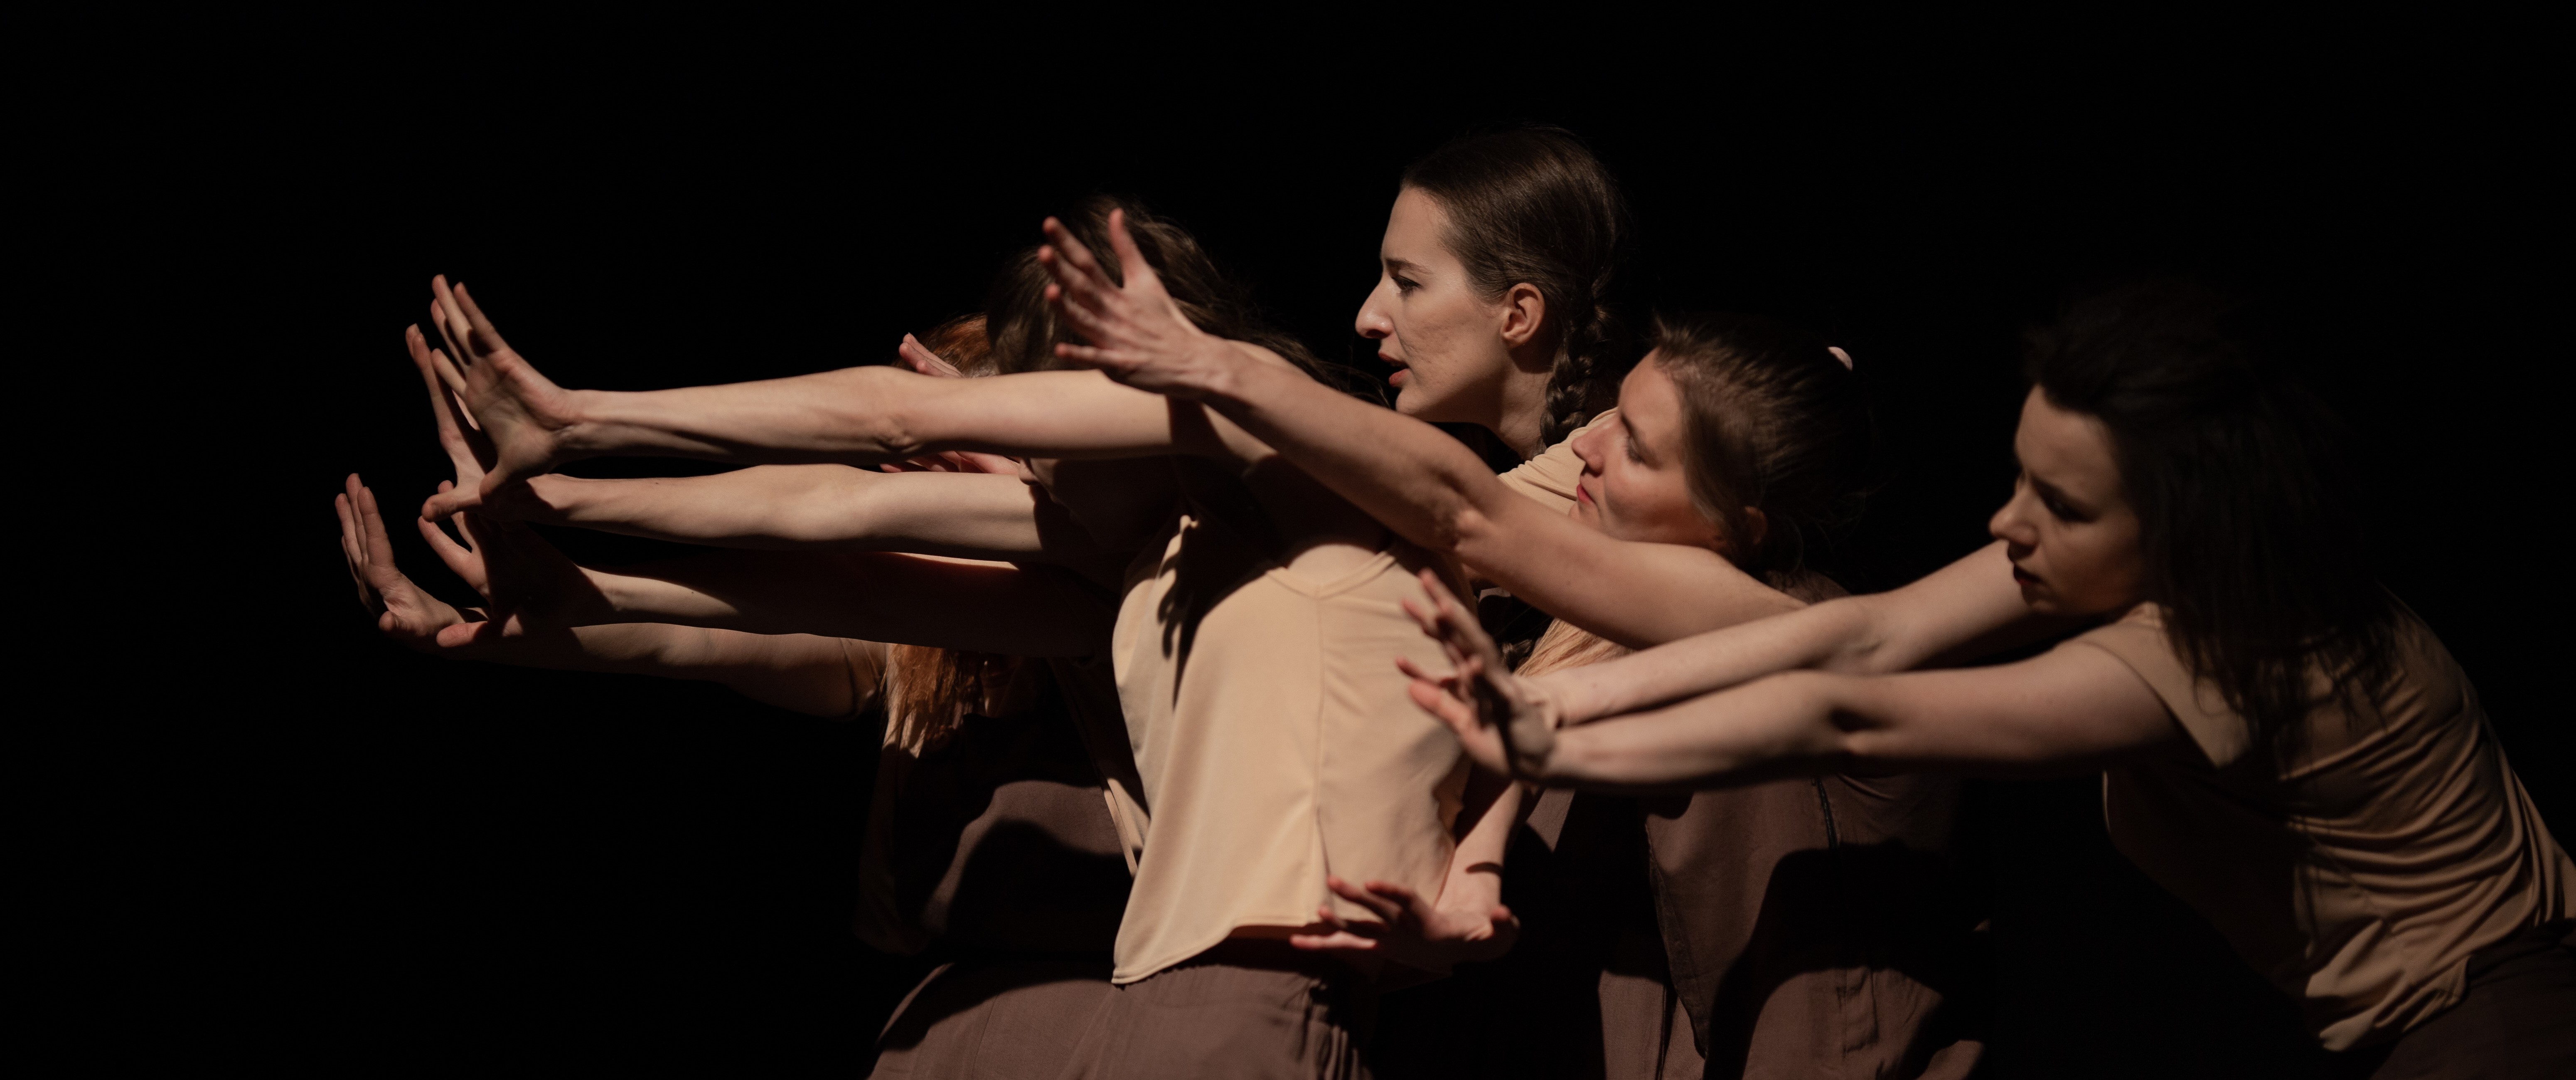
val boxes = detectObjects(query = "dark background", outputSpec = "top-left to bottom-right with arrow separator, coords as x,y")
61,15 -> 2563,1076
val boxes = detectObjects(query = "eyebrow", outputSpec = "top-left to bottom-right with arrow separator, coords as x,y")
2029,474 -> 2094,515
1383,256 -> 1429,276
1620,413 -> 1648,462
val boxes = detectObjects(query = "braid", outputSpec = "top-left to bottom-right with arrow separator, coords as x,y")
1539,297 -> 1632,444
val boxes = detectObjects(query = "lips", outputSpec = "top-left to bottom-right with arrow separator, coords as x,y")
1380,352 -> 1407,388
2011,565 -> 2041,587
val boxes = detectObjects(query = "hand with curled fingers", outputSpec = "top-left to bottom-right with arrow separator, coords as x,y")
1287,875 -> 1518,970
876,334 -> 1024,477
1398,569 -> 1567,781
415,275 -> 587,521
1036,210 -> 1247,398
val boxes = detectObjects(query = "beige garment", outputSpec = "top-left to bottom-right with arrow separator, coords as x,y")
1494,407 -> 1616,513
2073,603 -> 2576,1050
1107,512 -> 1468,984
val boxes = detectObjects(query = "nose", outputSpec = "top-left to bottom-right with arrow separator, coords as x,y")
1354,279 -> 1395,341
1571,424 -> 1606,470
1988,479 -> 2039,547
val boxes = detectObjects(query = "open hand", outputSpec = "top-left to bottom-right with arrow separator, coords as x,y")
415,482 -> 608,646
1037,210 -> 1243,398
1288,875 -> 1517,970
416,276 -> 586,520
337,473 -> 472,652
1398,569 -> 1565,781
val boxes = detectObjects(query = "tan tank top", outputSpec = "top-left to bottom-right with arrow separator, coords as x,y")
1107,511 -> 1468,984
2074,603 -> 2575,1049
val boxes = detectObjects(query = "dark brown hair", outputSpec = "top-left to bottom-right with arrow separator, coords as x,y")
2026,280 -> 2397,757
1401,126 -> 1633,444
1650,312 -> 1873,575
985,195 -> 1362,395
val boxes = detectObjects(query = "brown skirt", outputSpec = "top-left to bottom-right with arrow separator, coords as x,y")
870,957 -> 1118,1079
1053,941 -> 1378,1080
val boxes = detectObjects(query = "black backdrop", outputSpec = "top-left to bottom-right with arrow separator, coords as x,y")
80,17 -> 2564,1077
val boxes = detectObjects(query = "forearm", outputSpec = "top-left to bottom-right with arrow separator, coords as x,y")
564,368 -> 1228,466
485,624 -> 871,717
1435,775 -> 1520,912
1200,359 -> 1498,550
1548,597 -> 1880,722
1538,671 -> 1854,792
577,549 -> 1110,656
561,367 -> 927,464
520,468 -> 1096,560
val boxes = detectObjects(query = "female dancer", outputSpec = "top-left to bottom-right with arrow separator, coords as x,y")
1413,282 -> 2576,1076
408,202 -> 1525,1078
1043,173 -> 1982,1074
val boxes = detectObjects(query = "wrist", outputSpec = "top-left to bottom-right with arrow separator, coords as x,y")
555,389 -> 613,456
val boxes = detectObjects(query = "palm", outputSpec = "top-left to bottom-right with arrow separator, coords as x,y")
337,474 -> 467,654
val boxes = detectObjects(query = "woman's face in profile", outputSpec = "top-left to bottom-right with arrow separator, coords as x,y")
1354,187 -> 1520,425
1989,387 -> 2144,616
1570,355 -> 1727,552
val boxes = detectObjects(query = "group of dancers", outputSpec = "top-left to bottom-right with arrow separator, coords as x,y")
334,128 -> 2573,1078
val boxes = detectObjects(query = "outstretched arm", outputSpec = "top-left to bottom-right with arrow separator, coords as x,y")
484,466 -> 1108,562
1400,544 -> 2080,759
1038,213 -> 1796,647
511,547 -> 1116,657
337,473 -> 876,717
1425,639 -> 2183,792
413,276 -> 1265,518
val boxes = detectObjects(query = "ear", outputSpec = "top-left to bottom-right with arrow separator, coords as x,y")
1496,282 -> 1548,348
1738,506 -> 1770,555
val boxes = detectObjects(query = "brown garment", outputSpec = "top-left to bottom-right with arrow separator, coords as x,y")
872,958 -> 1119,1079
2075,604 -> 2575,1049
853,666 -> 1134,957
1056,941 -> 1379,1080
2327,920 -> 2576,1079
852,661 -> 1141,1079
1644,776 -> 1984,1080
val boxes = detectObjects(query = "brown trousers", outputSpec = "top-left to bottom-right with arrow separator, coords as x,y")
1055,941 -> 1378,1080
871,958 -> 1119,1079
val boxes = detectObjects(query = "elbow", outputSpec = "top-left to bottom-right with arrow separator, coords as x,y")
1436,505 -> 1499,557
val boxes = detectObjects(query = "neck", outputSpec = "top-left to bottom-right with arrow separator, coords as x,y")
1492,360 -> 1556,459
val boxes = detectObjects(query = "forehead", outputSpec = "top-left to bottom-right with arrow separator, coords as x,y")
1383,187 -> 1455,259
2014,386 -> 2123,498
1617,352 -> 1685,434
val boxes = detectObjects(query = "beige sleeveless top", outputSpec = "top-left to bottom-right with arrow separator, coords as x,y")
1107,511 -> 1469,984
2073,604 -> 2574,1050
